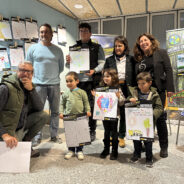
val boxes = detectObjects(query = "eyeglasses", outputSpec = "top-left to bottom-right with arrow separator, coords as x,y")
18,68 -> 33,74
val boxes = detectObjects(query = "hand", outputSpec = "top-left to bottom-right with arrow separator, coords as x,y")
2,133 -> 18,149
59,114 -> 64,119
116,91 -> 120,98
85,70 -> 95,76
130,98 -> 137,104
167,92 -> 174,97
86,112 -> 91,117
91,90 -> 96,96
20,77 -> 33,91
66,55 -> 71,64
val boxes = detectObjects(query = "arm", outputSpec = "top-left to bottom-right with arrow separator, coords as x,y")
117,88 -> 125,106
59,49 -> 64,73
25,45 -> 34,63
82,91 -> 91,116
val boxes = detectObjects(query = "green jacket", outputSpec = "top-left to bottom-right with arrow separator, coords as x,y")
127,86 -> 163,122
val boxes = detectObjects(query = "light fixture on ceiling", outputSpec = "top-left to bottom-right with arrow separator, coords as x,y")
74,4 -> 83,9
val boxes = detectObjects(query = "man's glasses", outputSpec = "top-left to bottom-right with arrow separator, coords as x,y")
18,68 -> 33,74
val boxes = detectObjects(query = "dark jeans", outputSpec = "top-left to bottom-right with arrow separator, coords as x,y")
78,81 -> 96,133
133,140 -> 153,161
69,146 -> 83,153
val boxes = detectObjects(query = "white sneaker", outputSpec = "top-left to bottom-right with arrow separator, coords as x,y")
64,151 -> 75,160
77,151 -> 84,160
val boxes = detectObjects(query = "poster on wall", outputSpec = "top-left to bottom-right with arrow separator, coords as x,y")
125,107 -> 154,140
0,49 -> 10,71
91,34 -> 117,58
9,47 -> 24,67
0,20 -> 12,40
25,20 -> 38,39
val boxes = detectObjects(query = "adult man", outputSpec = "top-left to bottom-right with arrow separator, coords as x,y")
0,61 -> 49,157
26,23 -> 64,143
66,23 -> 105,141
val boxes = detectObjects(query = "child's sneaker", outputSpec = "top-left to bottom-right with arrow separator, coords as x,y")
146,160 -> 153,168
129,156 -> 140,163
64,151 -> 75,160
77,151 -> 84,160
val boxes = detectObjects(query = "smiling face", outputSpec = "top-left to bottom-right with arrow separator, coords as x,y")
137,79 -> 152,94
115,41 -> 125,56
39,26 -> 53,45
103,72 -> 112,86
139,35 -> 152,54
66,75 -> 79,90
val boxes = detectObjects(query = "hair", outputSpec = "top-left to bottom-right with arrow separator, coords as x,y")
18,61 -> 33,72
79,22 -> 91,33
113,36 -> 130,55
133,33 -> 160,62
39,23 -> 53,33
136,72 -> 152,82
100,68 -> 119,87
66,71 -> 79,81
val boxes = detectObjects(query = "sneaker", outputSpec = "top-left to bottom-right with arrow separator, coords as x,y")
160,148 -> 168,158
77,151 -> 84,160
31,148 -> 40,158
100,149 -> 110,159
129,156 -> 140,163
50,137 -> 62,144
64,151 -> 75,160
90,131 -> 96,142
146,160 -> 153,168
119,138 -> 125,148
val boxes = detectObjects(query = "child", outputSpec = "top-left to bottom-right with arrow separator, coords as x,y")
92,68 -> 125,160
128,72 -> 163,167
60,72 -> 91,160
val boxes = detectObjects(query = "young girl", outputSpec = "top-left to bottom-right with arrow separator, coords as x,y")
60,71 -> 91,160
92,68 -> 125,160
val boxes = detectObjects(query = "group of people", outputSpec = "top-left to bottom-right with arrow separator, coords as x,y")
0,22 -> 174,167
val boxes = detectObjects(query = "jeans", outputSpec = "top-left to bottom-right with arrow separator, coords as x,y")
35,84 -> 60,138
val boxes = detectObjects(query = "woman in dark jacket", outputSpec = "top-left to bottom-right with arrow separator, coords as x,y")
104,35 -> 136,148
133,33 -> 174,158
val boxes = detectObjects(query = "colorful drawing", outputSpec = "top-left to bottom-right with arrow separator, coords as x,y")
93,92 -> 118,120
0,50 -> 10,71
168,34 -> 180,46
143,118 -> 151,137
0,21 -> 12,40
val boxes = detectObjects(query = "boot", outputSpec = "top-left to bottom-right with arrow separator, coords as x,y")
100,139 -> 110,159
110,139 -> 118,160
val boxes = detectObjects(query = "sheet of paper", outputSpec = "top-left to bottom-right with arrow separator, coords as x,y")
12,20 -> 27,39
0,49 -> 10,71
125,107 -> 154,140
0,142 -> 31,173
93,92 -> 118,120
64,116 -> 91,147
70,49 -> 89,73
25,21 -> 38,39
58,27 -> 66,43
25,42 -> 35,54
10,47 -> 24,66
51,31 -> 58,45
0,21 -> 12,40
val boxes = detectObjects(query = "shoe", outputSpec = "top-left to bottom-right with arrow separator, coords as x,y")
100,149 -> 109,159
64,151 -> 75,160
160,148 -> 168,158
146,160 -> 153,168
129,156 -> 140,163
50,137 -> 62,144
90,131 -> 96,142
77,151 -> 84,160
110,151 -> 118,160
31,148 -> 40,158
119,138 -> 125,148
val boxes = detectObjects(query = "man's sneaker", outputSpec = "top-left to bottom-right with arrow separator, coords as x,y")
50,137 -> 62,144
119,138 -> 125,148
146,160 -> 153,168
64,151 -> 75,160
77,151 -> 84,160
31,148 -> 40,158
129,156 -> 140,163
90,131 -> 96,142
160,148 -> 168,158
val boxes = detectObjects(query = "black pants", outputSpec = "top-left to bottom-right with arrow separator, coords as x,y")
78,81 -> 96,132
103,119 -> 118,149
156,91 -> 168,149
133,140 -> 153,161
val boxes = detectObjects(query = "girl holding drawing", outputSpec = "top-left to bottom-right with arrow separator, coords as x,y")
92,68 -> 125,160
60,71 -> 91,160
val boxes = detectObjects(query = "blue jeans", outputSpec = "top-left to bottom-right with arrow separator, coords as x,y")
36,84 -> 60,138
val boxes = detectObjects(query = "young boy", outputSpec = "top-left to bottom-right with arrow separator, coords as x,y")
128,72 -> 163,167
60,72 -> 91,160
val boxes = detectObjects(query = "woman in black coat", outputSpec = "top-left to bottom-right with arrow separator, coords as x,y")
133,33 -> 174,158
104,36 -> 136,148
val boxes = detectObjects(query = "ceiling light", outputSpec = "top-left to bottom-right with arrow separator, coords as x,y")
74,4 -> 83,9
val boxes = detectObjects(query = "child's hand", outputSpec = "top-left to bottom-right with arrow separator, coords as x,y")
115,91 -> 120,98
130,98 -> 137,104
86,112 -> 91,117
59,113 -> 64,119
91,90 -> 96,96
